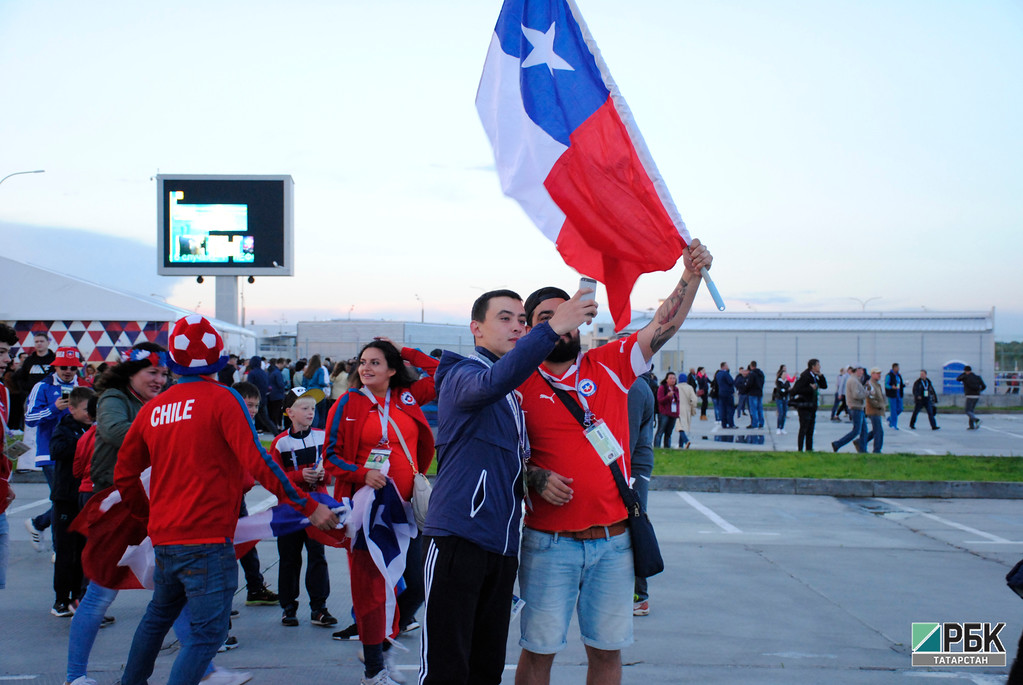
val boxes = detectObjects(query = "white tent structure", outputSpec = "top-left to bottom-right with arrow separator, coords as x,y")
0,255 -> 255,362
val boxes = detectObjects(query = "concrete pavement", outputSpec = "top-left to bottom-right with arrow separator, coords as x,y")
3,483 -> 1021,684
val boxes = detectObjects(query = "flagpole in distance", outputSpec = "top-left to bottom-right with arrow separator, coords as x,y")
566,0 -> 726,312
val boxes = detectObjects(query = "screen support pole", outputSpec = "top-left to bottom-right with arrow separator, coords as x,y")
215,276 -> 240,326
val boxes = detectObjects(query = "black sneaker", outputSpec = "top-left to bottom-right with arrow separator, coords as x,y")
246,584 -> 279,606
51,601 -> 74,617
100,615 -> 116,629
399,619 -> 420,635
282,612 -> 298,627
218,635 -> 240,652
311,608 -> 338,627
231,609 -> 240,618
332,623 -> 360,641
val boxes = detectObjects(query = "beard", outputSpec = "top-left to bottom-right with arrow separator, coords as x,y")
546,334 -> 581,363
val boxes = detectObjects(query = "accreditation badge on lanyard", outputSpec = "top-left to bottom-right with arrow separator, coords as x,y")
362,388 -> 391,471
547,356 -> 624,467
585,420 -> 624,466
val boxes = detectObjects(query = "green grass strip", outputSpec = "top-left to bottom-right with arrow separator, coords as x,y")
653,449 -> 1023,482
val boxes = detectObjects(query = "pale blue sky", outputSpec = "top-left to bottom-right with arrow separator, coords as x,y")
1,1 -> 1021,337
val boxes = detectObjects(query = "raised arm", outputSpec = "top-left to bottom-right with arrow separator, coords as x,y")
637,239 -> 713,363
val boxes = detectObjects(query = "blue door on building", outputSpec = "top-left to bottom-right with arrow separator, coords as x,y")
943,361 -> 967,395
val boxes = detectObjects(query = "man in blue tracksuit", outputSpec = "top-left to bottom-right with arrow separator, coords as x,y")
24,347 -> 81,553
418,288 -> 595,685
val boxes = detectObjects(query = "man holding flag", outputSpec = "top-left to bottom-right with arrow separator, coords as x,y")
516,239 -> 710,685
475,1 -> 719,681
113,315 -> 339,685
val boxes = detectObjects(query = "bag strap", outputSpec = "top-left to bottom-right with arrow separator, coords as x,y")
386,414 -> 418,475
540,377 -> 639,513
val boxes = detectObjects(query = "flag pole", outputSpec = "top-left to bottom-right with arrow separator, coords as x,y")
700,267 -> 725,311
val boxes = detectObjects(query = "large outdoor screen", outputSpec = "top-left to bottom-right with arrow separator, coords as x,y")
157,175 -> 294,276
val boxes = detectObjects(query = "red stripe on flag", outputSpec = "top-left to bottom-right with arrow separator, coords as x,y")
545,98 -> 686,329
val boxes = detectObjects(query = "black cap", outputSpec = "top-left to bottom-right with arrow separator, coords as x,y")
524,286 -> 571,325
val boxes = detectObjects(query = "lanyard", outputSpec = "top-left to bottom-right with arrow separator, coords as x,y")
288,431 -> 322,470
360,387 -> 391,446
469,354 -> 529,461
539,353 -> 595,426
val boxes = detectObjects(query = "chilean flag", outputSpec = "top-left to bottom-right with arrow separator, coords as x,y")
477,0 -> 691,330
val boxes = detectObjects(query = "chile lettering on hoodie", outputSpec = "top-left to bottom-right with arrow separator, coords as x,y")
150,399 -> 196,427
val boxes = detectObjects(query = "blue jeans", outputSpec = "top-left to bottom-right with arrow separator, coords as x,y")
747,395 -> 764,428
865,415 -> 884,453
965,397 -> 980,426
718,395 -> 735,427
832,409 -> 866,452
32,464 -> 55,544
654,414 -> 677,448
67,582 -> 119,681
518,528 -> 634,653
68,582 -> 214,682
121,543 -> 237,685
0,513 -> 8,590
776,398 -> 788,429
888,396 -> 903,428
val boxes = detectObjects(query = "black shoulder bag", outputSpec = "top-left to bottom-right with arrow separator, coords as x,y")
541,379 -> 664,578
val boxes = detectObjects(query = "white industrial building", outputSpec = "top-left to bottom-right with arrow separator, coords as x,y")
295,310 -> 994,397
600,310 -> 995,396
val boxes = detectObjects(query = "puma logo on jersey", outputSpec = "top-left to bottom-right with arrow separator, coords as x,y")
539,393 -> 556,404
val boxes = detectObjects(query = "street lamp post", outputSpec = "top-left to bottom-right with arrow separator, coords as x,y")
415,294 -> 424,323
848,296 -> 880,311
0,169 -> 45,187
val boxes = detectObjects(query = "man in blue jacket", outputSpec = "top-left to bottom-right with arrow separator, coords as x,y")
418,288 -> 595,685
715,362 -> 736,429
267,358 -> 287,429
24,347 -> 82,553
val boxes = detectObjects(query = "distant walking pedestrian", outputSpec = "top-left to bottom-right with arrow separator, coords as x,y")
909,370 -> 939,430
654,372 -> 680,448
885,363 -> 905,429
790,359 -> 827,452
863,368 -> 886,453
773,365 -> 791,435
956,366 -> 986,430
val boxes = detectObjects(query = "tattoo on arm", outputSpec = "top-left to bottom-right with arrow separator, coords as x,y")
526,468 -> 551,494
656,278 -> 690,326
649,325 -> 677,353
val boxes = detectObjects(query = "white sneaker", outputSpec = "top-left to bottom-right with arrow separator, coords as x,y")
360,671 -> 402,685
66,677 -> 98,685
385,650 -> 407,683
24,519 -> 44,551
201,666 -> 253,685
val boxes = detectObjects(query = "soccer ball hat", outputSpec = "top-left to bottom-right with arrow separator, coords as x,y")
168,314 -> 230,376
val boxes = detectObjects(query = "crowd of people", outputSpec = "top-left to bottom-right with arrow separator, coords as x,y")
649,360 -> 988,455
0,238 -> 714,685
0,236 -> 1006,685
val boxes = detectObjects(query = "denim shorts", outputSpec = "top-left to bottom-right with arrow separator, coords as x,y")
518,526 -> 634,653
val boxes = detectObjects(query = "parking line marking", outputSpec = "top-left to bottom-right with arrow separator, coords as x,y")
5,498 -> 50,515
678,492 -> 742,534
876,498 -> 1012,543
980,425 -> 1023,439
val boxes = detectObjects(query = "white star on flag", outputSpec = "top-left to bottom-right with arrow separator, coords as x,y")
520,23 -> 574,75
